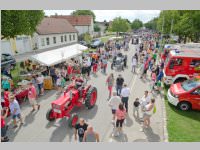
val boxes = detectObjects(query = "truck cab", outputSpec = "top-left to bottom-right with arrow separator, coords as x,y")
167,77 -> 200,111
163,49 -> 200,85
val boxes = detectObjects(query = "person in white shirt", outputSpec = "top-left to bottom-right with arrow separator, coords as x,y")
140,90 -> 151,119
108,91 -> 121,123
120,84 -> 130,113
9,94 -> 23,128
36,73 -> 44,95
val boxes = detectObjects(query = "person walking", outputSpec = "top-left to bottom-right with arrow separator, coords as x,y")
28,82 -> 40,112
140,98 -> 155,131
102,57 -> 108,74
9,94 -> 24,128
106,73 -> 115,99
74,118 -> 88,142
133,98 -> 140,119
140,91 -> 151,119
36,73 -> 44,95
131,55 -> 137,73
1,107 -> 9,142
120,84 -> 130,113
108,91 -> 121,123
83,125 -> 100,142
115,103 -> 127,136
116,74 -> 124,96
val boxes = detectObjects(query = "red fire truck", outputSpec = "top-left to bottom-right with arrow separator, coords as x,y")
163,48 -> 200,85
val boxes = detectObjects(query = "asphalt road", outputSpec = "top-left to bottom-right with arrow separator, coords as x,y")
6,43 -> 165,142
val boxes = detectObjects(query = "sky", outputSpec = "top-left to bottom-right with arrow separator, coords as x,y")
44,10 -> 160,23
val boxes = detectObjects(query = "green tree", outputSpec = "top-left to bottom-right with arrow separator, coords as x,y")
1,10 -> 44,39
71,10 -> 96,22
144,17 -> 158,31
110,17 -> 131,36
94,24 -> 100,32
131,19 -> 143,30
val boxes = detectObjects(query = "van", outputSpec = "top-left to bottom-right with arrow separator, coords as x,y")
163,49 -> 200,85
167,77 -> 200,111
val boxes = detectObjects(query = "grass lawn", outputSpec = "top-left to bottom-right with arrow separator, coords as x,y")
163,86 -> 200,142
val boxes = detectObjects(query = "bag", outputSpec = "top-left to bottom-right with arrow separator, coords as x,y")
153,105 -> 157,114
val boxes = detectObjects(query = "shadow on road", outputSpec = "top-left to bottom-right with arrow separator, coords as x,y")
133,139 -> 148,142
109,132 -> 128,142
143,127 -> 160,142
49,119 -> 74,142
7,123 -> 23,142
125,115 -> 133,127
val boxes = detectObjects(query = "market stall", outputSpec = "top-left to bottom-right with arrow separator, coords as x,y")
30,44 -> 88,89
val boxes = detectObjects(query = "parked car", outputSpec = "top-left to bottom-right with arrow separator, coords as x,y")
90,39 -> 104,49
79,41 -> 89,47
167,77 -> 200,111
1,53 -> 16,71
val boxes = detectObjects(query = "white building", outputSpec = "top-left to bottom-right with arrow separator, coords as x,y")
1,35 -> 33,55
32,17 -> 78,50
51,15 -> 94,36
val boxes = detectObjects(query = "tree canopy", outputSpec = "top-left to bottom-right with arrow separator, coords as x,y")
131,19 -> 143,30
109,17 -> 131,35
146,10 -> 200,42
94,24 -> 100,32
71,10 -> 96,22
1,10 -> 44,39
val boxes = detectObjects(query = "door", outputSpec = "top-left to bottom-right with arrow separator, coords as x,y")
168,58 -> 184,76
190,88 -> 200,110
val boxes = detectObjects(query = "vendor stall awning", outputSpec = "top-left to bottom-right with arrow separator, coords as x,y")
31,44 -> 88,66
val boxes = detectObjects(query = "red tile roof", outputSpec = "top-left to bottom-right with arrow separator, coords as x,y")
36,17 -> 78,35
51,15 -> 93,26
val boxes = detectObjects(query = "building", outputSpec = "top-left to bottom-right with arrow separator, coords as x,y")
32,17 -> 78,50
51,15 -> 94,36
1,35 -> 33,55
95,21 -> 107,36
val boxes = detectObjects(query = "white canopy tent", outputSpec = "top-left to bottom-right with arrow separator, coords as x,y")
31,44 -> 88,66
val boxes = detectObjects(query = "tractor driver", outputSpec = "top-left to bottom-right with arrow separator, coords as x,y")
74,75 -> 84,89
74,75 -> 85,98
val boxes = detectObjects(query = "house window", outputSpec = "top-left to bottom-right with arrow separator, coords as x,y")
46,37 -> 50,45
61,36 -> 63,43
41,38 -> 45,46
65,35 -> 67,42
73,34 -> 75,41
69,35 -> 72,41
53,37 -> 56,44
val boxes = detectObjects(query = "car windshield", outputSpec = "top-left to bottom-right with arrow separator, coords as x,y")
181,79 -> 200,91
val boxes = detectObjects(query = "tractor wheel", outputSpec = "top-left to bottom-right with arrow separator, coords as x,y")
85,87 -> 97,109
46,109 -> 55,121
68,113 -> 79,128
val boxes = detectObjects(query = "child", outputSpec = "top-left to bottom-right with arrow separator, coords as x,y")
133,98 -> 140,119
150,71 -> 157,93
56,75 -> 62,95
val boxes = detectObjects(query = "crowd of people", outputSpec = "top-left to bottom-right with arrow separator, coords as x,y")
1,32 -> 164,142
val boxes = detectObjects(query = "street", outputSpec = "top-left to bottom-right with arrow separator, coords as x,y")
6,43 -> 165,142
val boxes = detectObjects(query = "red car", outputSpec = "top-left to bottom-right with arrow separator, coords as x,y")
167,77 -> 200,111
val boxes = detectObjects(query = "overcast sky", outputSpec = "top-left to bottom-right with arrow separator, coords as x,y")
44,10 -> 160,23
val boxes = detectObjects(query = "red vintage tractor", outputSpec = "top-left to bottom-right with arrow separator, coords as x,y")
46,80 -> 97,127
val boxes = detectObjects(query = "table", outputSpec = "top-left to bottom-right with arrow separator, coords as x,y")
15,89 -> 29,104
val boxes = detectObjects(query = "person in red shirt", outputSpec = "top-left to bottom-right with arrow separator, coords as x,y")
1,107 -> 9,142
92,60 -> 98,75
28,82 -> 40,112
67,63 -> 73,81
3,89 -> 10,108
